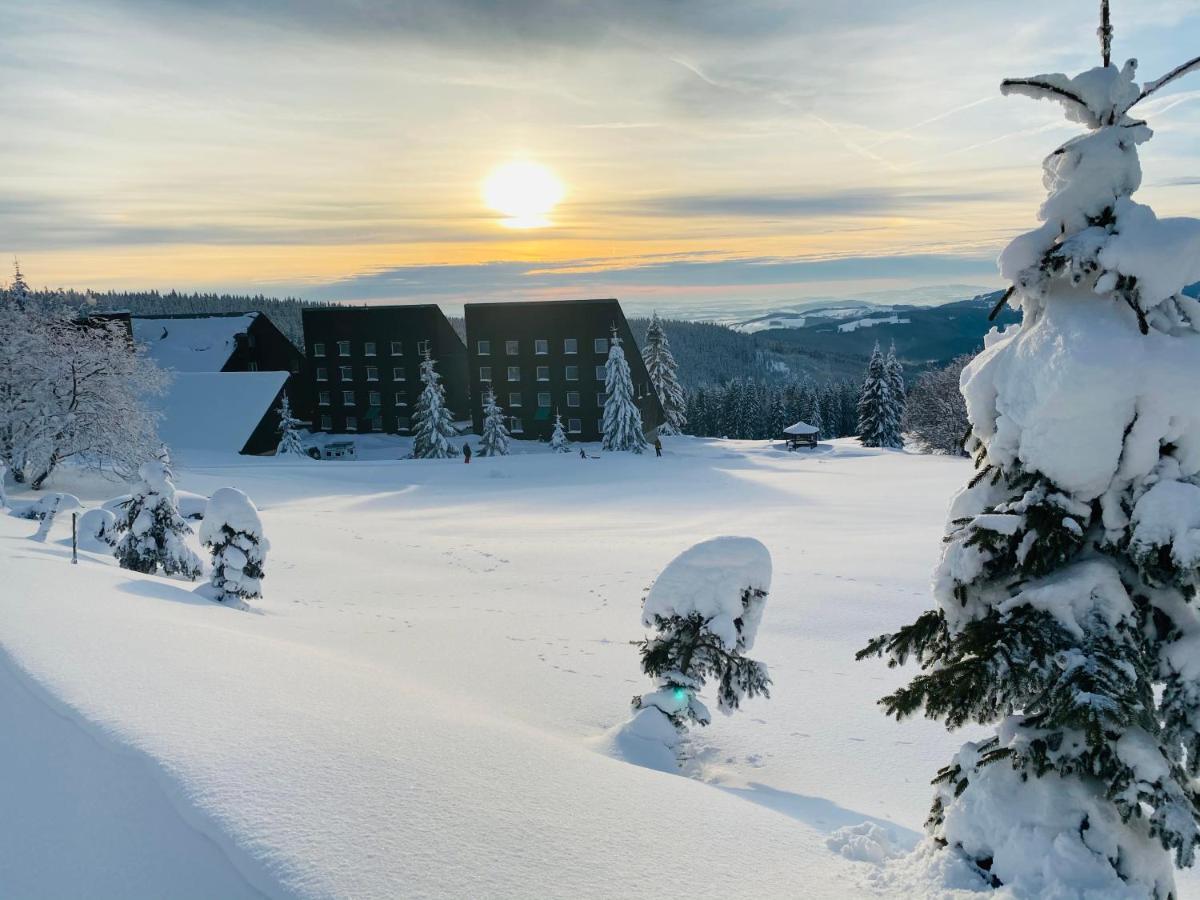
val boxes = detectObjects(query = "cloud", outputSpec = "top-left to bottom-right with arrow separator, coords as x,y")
631,188 -> 1009,219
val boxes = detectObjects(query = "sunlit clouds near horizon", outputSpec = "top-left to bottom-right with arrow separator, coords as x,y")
3,0 -> 1200,314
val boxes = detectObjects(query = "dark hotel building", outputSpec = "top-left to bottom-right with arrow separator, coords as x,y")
301,305 -> 468,435
464,298 -> 663,442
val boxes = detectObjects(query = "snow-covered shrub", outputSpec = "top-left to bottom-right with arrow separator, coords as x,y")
625,536 -> 772,766
78,507 -> 118,552
548,412 -> 570,453
15,492 -> 81,520
411,352 -> 459,459
30,493 -> 65,542
641,314 -> 687,435
275,393 -> 308,458
859,19 -> 1200,896
856,343 -> 901,449
601,331 -> 648,453
199,487 -> 268,605
902,355 -> 971,456
477,389 -> 510,457
114,460 -> 202,579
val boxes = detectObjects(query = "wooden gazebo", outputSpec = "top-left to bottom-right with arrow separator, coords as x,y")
783,421 -> 819,450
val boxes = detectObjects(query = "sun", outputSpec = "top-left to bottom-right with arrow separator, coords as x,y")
482,160 -> 564,229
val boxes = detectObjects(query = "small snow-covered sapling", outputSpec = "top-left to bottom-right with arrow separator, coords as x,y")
199,487 -> 269,605
114,459 -> 203,579
30,494 -> 62,543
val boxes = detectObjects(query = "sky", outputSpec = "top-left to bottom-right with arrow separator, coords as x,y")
3,0 -> 1200,318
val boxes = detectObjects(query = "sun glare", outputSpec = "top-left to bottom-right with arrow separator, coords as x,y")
482,160 -> 564,229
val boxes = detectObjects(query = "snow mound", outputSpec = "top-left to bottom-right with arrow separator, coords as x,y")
826,822 -> 900,864
642,536 -> 772,651
78,508 -> 118,552
13,493 -> 82,520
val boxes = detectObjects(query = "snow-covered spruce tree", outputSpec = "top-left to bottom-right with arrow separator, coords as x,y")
478,388 -> 510,457
114,459 -> 202,579
275,393 -> 307,458
860,12 -> 1200,896
199,487 -> 269,606
641,313 -> 687,435
602,330 -> 648,453
885,342 -> 906,426
624,537 -> 772,768
548,410 -> 570,452
411,350 -> 459,459
856,343 -> 900,448
903,355 -> 971,456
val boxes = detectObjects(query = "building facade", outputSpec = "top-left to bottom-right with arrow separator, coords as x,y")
301,305 -> 468,435
464,298 -> 663,442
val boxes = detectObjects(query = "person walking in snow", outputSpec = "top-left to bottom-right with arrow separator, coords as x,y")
653,436 -> 662,458
463,443 -> 472,464
579,447 -> 587,459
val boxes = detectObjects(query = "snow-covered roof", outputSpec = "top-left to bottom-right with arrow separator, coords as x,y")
155,372 -> 286,453
132,314 -> 259,372
784,421 -> 819,435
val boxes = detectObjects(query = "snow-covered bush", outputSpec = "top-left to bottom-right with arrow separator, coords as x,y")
199,487 -> 268,605
860,17 -> 1200,897
411,352 -> 459,459
78,507 -> 118,552
902,355 -> 971,456
275,393 -> 307,458
548,412 -> 570,453
30,493 -> 65,542
15,492 -> 81,520
642,314 -> 687,435
478,389 -> 510,457
114,460 -> 202,579
625,536 -> 772,767
856,343 -> 901,449
601,331 -> 648,453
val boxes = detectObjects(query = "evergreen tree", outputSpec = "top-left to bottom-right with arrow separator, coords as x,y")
602,330 -> 648,453
641,313 -> 687,435
885,342 -> 907,430
856,343 -> 897,448
411,350 -> 459,459
199,487 -> 268,606
478,388 -> 511,457
275,393 -> 307,458
8,260 -> 30,310
114,459 -> 202,578
548,410 -> 570,452
904,355 -> 971,456
860,14 -> 1200,895
626,537 -> 773,766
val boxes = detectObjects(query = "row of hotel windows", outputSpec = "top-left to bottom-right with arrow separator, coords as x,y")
317,390 -> 607,409
315,414 -> 596,435
475,337 -> 610,356
480,365 -> 607,382
315,366 -> 406,382
312,341 -> 405,358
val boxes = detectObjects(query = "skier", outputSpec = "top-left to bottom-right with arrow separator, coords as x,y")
653,436 -> 662,458
463,443 -> 472,464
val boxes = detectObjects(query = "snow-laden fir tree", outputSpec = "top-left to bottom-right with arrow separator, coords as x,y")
601,330 -> 648,453
641,313 -> 687,435
477,388 -> 510,457
548,410 -> 570,452
857,343 -> 900,448
885,342 -> 906,426
114,459 -> 202,578
621,537 -> 772,769
860,10 -> 1200,895
411,350 -> 459,459
275,393 -> 307,458
199,487 -> 269,606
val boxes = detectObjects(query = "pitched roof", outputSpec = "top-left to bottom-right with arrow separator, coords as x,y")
155,371 -> 287,454
784,421 -> 819,435
131,313 -> 258,372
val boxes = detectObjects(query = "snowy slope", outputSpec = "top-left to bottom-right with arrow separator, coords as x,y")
154,371 -> 286,455
132,314 -> 257,372
5,440 -> 1197,898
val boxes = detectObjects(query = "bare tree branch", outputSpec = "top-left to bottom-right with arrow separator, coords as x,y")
1000,78 -> 1090,113
1132,54 -> 1200,108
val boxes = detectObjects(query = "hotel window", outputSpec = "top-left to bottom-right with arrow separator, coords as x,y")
339,365 -> 353,381
318,391 -> 331,406
477,340 -> 491,355
596,419 -> 604,433
366,366 -> 379,381
390,341 -> 403,356
479,366 -> 492,381
568,418 -> 581,434
596,392 -> 606,406
535,339 -> 549,355
346,416 -> 358,431
392,367 -> 405,381
564,338 -> 577,354
394,392 -> 407,407
538,392 -> 551,408
593,337 -> 608,354
510,417 -> 524,434
395,416 -> 411,432
337,340 -> 351,357
368,390 -> 381,406
290,360 -> 300,374
316,367 -> 328,381
507,366 -> 520,381
247,361 -> 258,371
536,366 -> 550,381
565,365 -> 578,381
364,341 -> 377,357
594,365 -> 606,381
247,334 -> 257,348
509,392 -> 522,408
319,414 -> 332,430
313,342 -> 326,357
342,390 -> 356,406
371,418 -> 383,432
566,391 -> 580,408
506,340 -> 519,355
